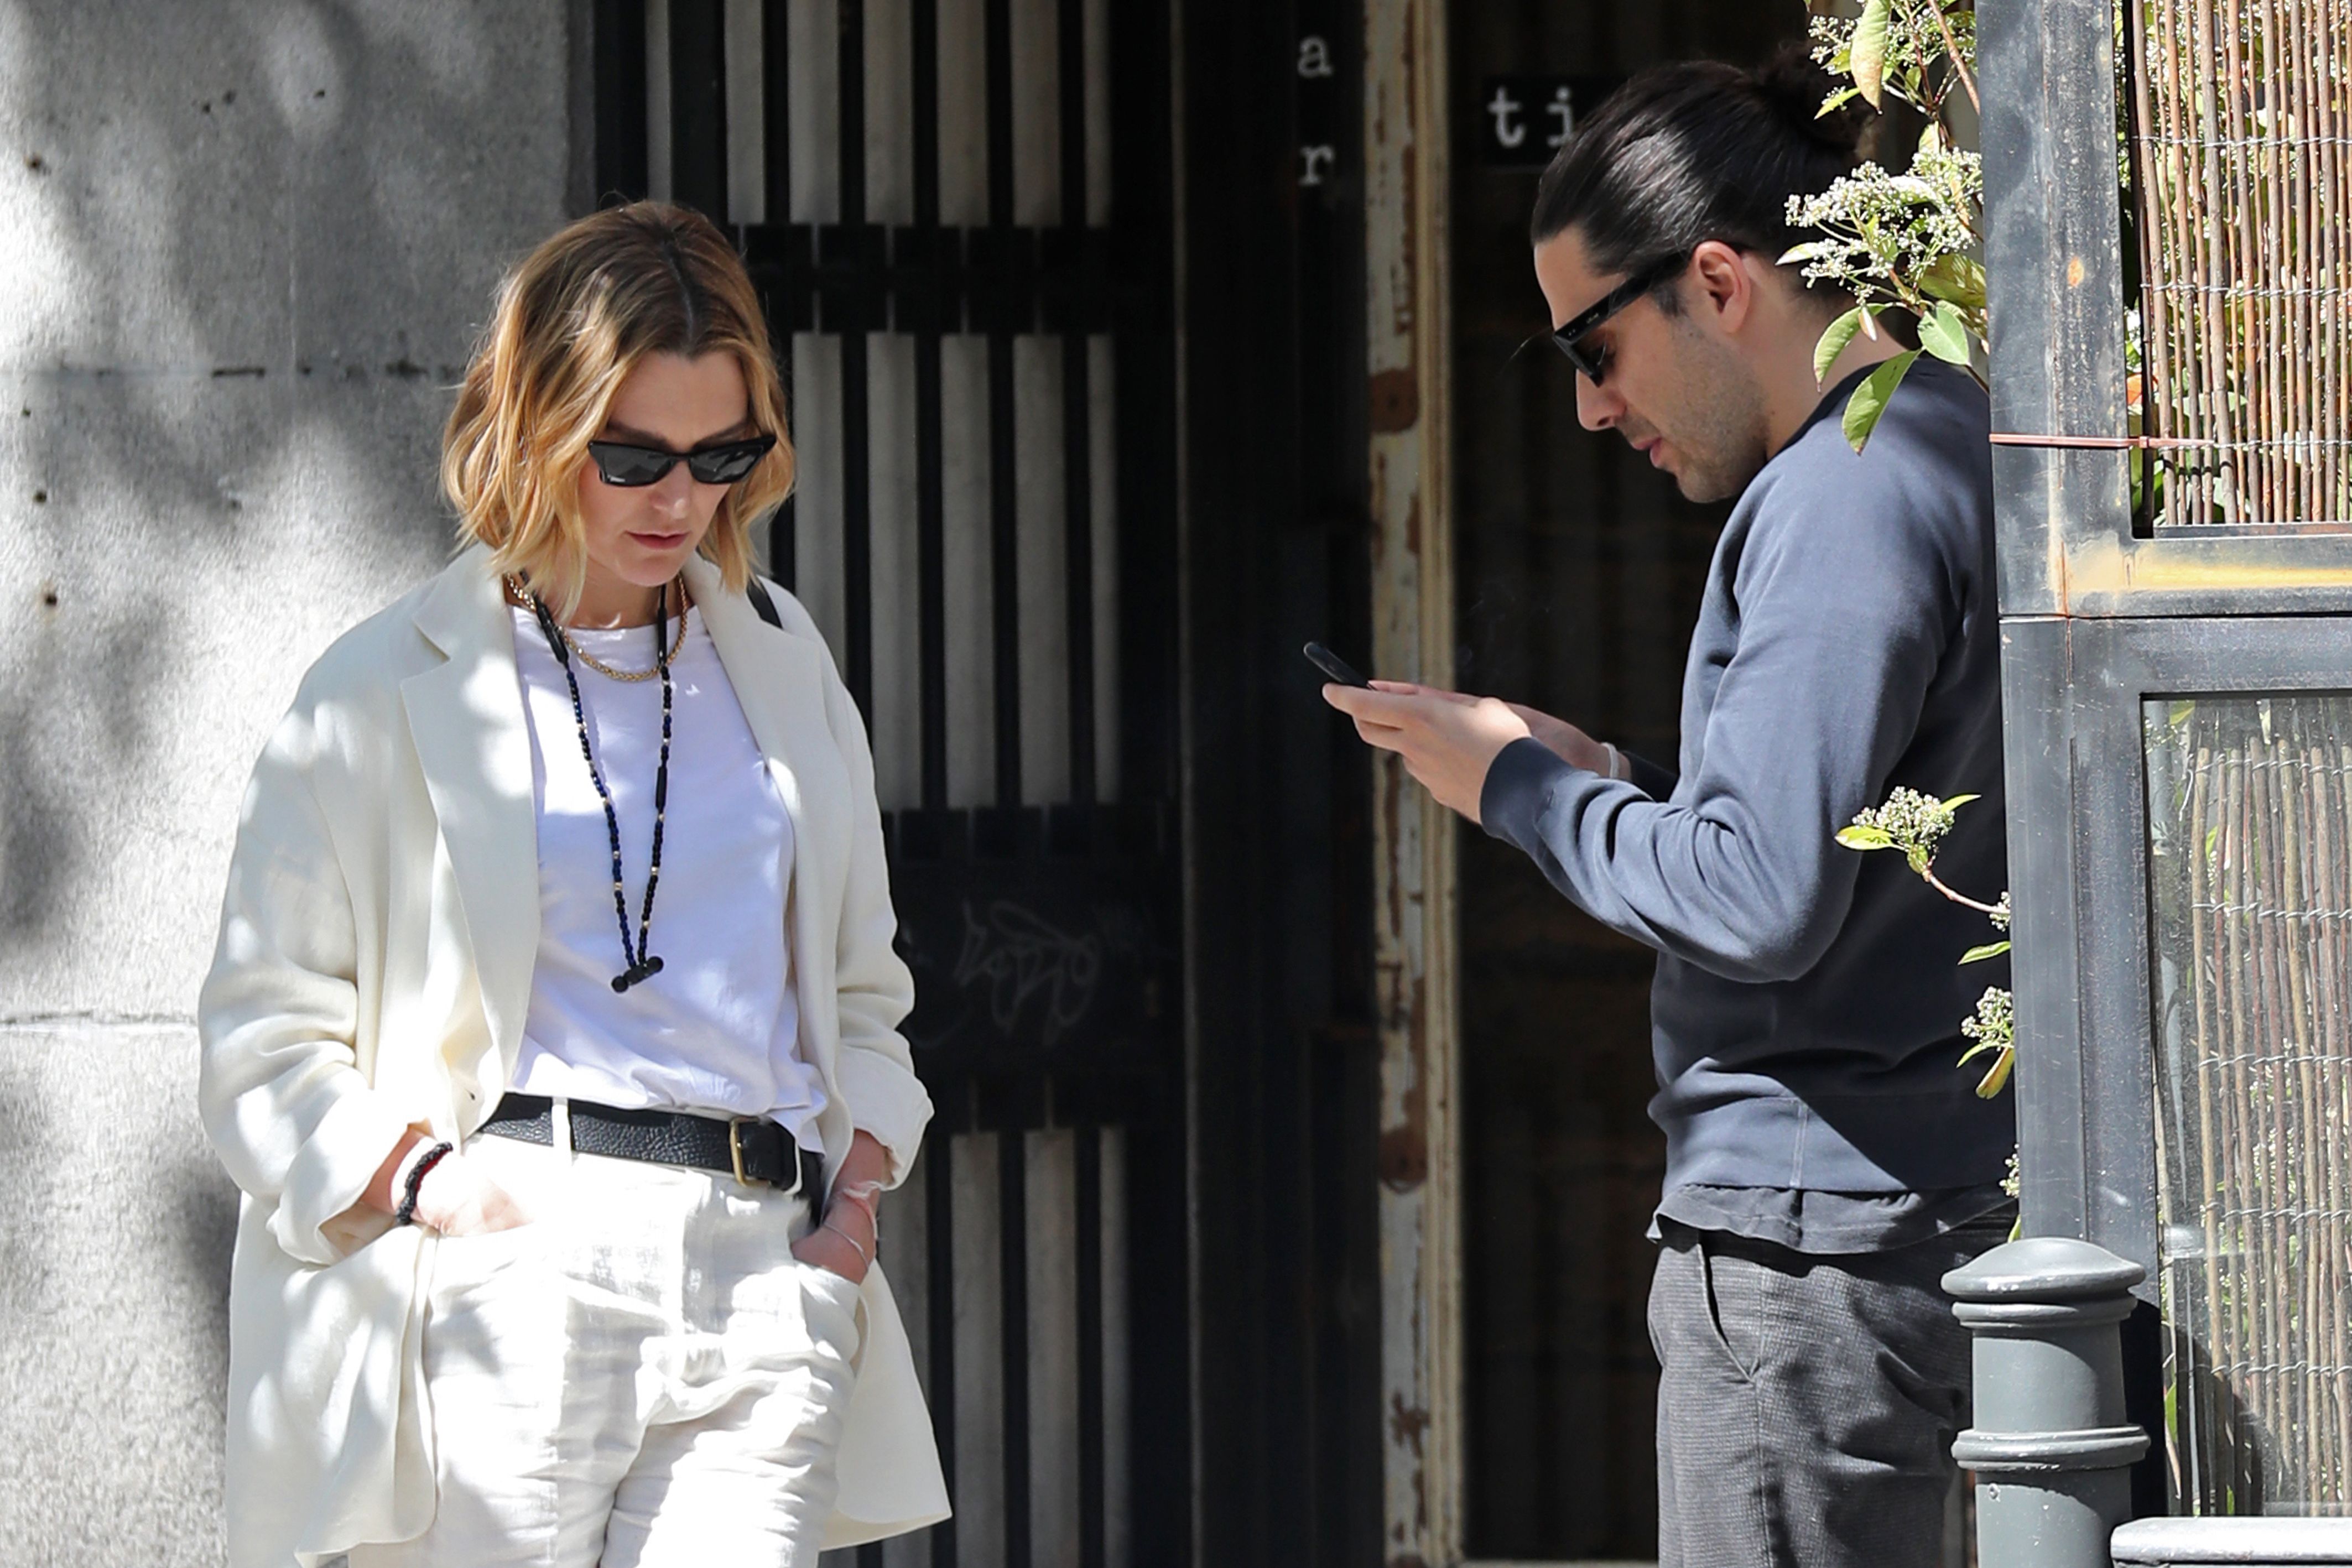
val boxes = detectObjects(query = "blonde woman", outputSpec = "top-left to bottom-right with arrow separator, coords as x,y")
198,202 -> 948,1567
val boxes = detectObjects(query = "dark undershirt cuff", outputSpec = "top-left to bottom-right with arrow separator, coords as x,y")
1480,736 -> 1578,848
1624,748 -> 1676,800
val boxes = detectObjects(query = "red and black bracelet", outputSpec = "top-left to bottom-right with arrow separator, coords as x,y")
394,1140 -> 455,1228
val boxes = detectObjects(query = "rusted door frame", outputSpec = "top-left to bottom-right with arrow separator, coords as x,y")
1363,0 -> 1463,1562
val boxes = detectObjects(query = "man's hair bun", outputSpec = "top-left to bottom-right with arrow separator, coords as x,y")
1753,43 -> 1865,158
1528,43 -> 1870,308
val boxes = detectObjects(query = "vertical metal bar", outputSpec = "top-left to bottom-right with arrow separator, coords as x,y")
2119,0 -> 2164,534
838,0 -> 873,715
771,497 -> 799,592
1980,0 -> 2133,611
761,0 -> 795,589
927,1134 -> 960,1568
669,0 -> 730,219
1106,0 -> 1177,809
1104,0 -> 1185,1553
595,0 -> 652,201
1001,1128 -> 1034,1568
914,0 -> 950,810
761,0 -> 792,220
1058,0 -> 1097,803
986,0 -> 1023,808
1076,1123 -> 1107,1568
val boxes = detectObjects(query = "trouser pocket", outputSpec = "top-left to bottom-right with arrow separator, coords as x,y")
1695,1232 -> 1765,1381
1649,1225 -> 1761,1382
798,1264 -> 868,1369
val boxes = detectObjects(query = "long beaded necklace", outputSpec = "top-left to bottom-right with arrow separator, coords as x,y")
518,576 -> 678,993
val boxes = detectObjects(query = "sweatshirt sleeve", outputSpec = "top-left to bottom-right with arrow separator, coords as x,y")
1478,456 -> 1962,983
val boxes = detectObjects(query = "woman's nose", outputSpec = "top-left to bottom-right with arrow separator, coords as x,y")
651,465 -> 696,514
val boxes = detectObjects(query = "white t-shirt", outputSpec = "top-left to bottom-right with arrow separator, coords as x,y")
507,602 -> 826,1149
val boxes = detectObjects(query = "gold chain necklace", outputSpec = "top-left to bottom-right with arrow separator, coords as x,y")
506,575 -> 686,682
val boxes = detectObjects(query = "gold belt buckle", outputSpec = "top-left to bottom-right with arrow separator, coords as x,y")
728,1117 -> 765,1186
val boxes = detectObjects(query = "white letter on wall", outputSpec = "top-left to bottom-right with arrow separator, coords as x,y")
1487,85 -> 1525,149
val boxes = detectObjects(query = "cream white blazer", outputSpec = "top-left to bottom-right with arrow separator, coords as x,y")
197,546 -> 949,1567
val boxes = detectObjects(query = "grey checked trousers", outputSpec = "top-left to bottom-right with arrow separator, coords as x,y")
1649,1215 -> 2012,1568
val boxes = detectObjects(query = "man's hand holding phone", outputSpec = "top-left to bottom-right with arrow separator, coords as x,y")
1309,643 -> 1617,821
1318,680 -> 1530,826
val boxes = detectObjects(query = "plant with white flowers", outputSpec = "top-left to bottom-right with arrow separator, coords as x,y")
1837,789 -> 2016,1105
1783,0 -> 1985,451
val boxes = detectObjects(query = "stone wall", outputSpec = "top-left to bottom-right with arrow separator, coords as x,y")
0,4 -> 576,1559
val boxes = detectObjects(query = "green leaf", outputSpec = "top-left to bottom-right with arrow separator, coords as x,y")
1917,118 -> 1946,161
1974,1046 -> 2015,1098
1939,793 -> 1981,810
1778,240 -> 1833,266
1851,0 -> 1893,108
1919,254 -> 1988,312
1836,824 -> 1897,851
1919,301 -> 1975,367
1813,306 -> 1871,385
1819,85 -> 1862,116
1842,349 -> 1921,452
1960,941 -> 2013,965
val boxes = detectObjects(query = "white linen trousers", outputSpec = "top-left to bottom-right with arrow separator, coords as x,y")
345,1120 -> 865,1568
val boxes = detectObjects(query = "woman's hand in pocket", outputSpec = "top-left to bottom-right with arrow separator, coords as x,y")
792,1211 -> 872,1286
415,1153 -> 532,1237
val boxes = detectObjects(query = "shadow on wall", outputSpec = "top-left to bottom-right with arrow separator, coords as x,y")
0,7 -> 570,1562
0,0 -> 571,1018
0,1024 -> 246,1562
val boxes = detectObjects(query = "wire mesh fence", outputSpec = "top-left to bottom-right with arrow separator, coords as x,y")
2126,0 -> 2352,530
2144,695 -> 2352,1515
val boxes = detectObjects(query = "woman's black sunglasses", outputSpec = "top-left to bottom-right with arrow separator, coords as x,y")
1549,253 -> 1689,384
587,433 -> 778,487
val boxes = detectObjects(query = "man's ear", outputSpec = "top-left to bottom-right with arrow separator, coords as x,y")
1688,239 -> 1753,334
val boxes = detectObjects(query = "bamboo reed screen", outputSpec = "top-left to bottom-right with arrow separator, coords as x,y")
2126,0 -> 2352,529
2144,696 -> 2352,1514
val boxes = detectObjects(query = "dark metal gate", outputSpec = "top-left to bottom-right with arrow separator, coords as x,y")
588,3 -> 1184,1564
1986,0 -> 2352,1524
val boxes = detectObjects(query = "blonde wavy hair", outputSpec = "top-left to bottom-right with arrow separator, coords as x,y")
441,201 -> 795,614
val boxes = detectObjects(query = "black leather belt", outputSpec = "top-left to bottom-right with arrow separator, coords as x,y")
479,1092 -> 824,1199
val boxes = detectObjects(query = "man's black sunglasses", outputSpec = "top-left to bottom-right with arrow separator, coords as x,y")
587,433 -> 778,487
1549,253 -> 1689,384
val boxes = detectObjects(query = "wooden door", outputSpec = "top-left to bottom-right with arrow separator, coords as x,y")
1443,5 -> 1801,1561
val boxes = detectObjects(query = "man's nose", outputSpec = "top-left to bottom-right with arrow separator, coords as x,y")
1574,372 -> 1618,433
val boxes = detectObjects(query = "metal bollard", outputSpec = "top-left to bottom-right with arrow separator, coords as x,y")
1945,1237 -> 2153,1568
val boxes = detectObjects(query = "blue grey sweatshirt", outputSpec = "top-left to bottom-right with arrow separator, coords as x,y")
1479,355 -> 2015,1197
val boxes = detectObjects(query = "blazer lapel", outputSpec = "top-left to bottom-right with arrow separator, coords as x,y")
688,558 -> 832,817
401,547 -> 539,1099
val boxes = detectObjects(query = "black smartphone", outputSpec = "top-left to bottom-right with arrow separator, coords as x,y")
1303,641 -> 1370,687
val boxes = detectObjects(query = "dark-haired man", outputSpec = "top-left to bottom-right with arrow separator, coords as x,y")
1326,55 -> 2012,1568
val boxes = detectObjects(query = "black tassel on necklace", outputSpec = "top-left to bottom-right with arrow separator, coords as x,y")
522,578 -> 676,993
